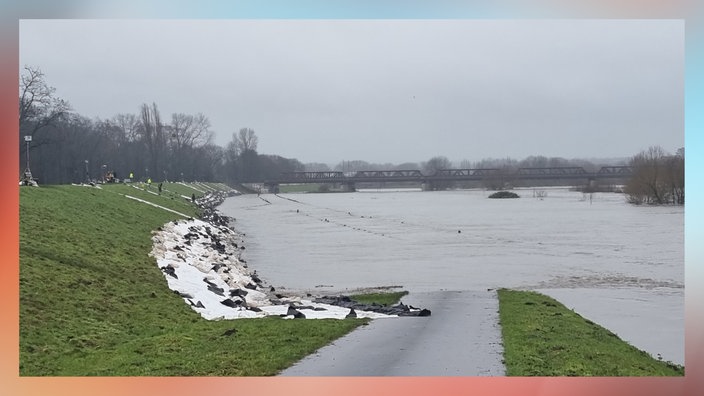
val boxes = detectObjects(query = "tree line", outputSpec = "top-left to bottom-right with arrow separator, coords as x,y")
19,66 -> 303,185
306,155 -> 620,175
19,66 -> 683,205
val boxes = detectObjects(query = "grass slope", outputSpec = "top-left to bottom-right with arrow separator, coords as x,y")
20,184 -> 365,376
349,291 -> 409,306
497,289 -> 684,376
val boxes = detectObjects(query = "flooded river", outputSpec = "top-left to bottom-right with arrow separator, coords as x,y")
218,188 -> 684,365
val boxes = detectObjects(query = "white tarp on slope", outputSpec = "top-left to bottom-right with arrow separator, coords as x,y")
150,218 -> 394,320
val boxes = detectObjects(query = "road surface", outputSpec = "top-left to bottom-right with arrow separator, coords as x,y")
279,289 -> 505,376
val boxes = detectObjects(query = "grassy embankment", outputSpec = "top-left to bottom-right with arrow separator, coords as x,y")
20,182 -> 366,376
498,289 -> 684,376
349,291 -> 409,306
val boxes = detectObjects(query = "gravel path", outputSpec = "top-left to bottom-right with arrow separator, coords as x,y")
279,289 -> 505,376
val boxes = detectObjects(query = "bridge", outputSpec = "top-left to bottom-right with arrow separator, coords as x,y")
265,166 -> 632,192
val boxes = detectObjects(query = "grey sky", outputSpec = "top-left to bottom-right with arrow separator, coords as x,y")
19,19 -> 683,165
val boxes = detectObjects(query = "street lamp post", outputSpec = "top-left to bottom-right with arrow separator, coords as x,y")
85,160 -> 89,184
25,136 -> 31,171
21,135 -> 35,185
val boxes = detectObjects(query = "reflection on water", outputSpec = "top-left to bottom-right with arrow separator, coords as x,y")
218,188 -> 684,364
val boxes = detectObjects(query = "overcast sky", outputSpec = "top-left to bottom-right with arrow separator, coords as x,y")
19,19 -> 683,165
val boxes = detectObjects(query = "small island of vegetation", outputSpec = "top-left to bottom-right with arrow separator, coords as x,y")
488,191 -> 520,199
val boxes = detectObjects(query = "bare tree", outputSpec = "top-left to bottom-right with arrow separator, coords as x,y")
140,102 -> 166,180
19,66 -> 71,141
102,113 -> 147,180
18,66 -> 73,181
665,147 -> 684,204
394,162 -> 420,170
625,146 -> 682,205
112,113 -> 142,142
421,156 -> 453,190
259,154 -> 305,180
224,128 -> 260,182
165,112 -> 213,181
473,157 -> 518,169
459,159 -> 473,169
334,160 -> 371,172
519,155 -> 549,168
185,144 -> 225,182
234,127 -> 258,153
305,163 -> 332,172
168,113 -> 213,151
422,156 -> 452,176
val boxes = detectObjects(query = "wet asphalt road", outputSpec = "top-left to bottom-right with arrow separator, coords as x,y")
279,289 -> 505,376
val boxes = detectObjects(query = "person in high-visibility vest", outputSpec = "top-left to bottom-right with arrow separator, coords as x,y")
129,172 -> 134,180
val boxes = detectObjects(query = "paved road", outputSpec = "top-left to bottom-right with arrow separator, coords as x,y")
279,289 -> 505,376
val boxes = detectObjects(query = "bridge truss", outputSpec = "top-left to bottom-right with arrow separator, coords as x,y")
270,166 -> 632,190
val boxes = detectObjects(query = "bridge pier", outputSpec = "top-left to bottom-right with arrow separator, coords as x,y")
341,182 -> 356,192
422,180 -> 453,191
422,181 -> 438,191
266,183 -> 279,194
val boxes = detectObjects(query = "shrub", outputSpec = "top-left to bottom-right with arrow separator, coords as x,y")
488,191 -> 519,199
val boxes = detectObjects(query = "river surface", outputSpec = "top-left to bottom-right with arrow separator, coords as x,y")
218,188 -> 684,365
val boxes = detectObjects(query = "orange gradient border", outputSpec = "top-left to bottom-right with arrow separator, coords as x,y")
2,1 -> 702,395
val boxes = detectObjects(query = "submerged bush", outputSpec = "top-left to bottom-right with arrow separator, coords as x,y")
488,191 -> 519,199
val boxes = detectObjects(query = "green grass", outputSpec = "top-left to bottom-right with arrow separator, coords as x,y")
104,183 -> 201,216
497,289 -> 684,376
349,291 -> 409,306
159,181 -> 209,199
20,184 -> 366,376
201,182 -> 232,192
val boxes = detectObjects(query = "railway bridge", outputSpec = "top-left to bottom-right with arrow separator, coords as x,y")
264,166 -> 632,192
